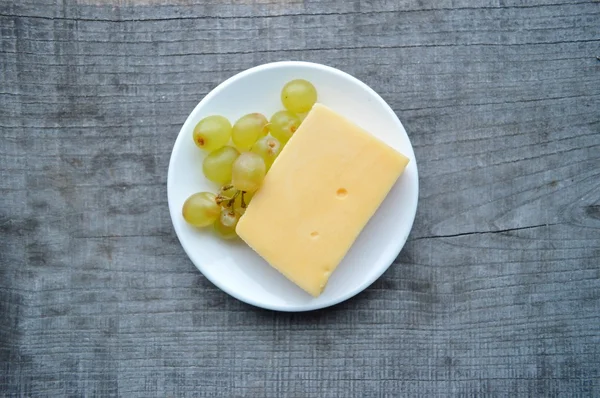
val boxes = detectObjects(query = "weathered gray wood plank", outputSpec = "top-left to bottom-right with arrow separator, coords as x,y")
1,0 -> 599,396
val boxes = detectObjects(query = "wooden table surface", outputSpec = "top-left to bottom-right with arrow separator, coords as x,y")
1,0 -> 599,396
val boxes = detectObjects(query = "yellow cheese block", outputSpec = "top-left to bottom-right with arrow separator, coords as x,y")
236,104 -> 410,297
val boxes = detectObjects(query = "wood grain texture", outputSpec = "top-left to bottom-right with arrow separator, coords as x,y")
1,0 -> 599,396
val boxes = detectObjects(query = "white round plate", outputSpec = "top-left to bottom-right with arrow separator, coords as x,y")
168,61 -> 418,312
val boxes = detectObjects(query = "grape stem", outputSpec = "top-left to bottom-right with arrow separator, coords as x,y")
240,192 -> 247,209
216,187 -> 247,213
226,190 -> 240,208
216,185 -> 235,206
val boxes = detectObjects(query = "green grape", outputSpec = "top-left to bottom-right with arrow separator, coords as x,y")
218,184 -> 237,200
202,146 -> 239,184
269,111 -> 301,145
213,212 -> 239,240
281,79 -> 317,113
219,184 -> 236,197
193,115 -> 232,152
220,208 -> 238,228
232,113 -> 269,150
182,192 -> 220,227
231,152 -> 266,193
251,136 -> 281,169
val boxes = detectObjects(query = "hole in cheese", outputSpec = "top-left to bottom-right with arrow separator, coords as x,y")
310,231 -> 320,239
336,188 -> 348,198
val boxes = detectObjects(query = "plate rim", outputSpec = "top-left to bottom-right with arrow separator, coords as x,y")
167,60 -> 419,312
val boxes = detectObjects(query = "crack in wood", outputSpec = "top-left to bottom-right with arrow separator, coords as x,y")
411,223 -> 561,241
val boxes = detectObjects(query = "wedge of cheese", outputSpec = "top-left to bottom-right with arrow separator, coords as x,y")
236,104 -> 409,297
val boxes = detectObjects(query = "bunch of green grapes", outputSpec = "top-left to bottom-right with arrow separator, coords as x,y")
183,151 -> 265,239
182,78 -> 318,240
